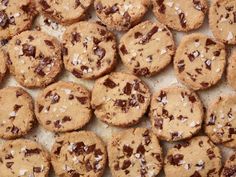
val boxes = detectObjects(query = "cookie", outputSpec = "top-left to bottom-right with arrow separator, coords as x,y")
91,72 -> 151,127
0,87 -> 35,139
221,153 -> 236,177
63,21 -> 117,80
164,136 -> 222,177
0,0 -> 37,46
152,0 -> 208,31
174,33 -> 226,90
205,94 -> 236,148
35,81 -> 92,133
209,0 -> 236,44
0,139 -> 50,177
7,30 -> 63,88
119,20 -> 175,77
0,49 -> 7,83
108,128 -> 163,177
51,131 -> 107,177
227,50 -> 236,90
94,0 -> 150,31
149,86 -> 204,141
37,0 -> 93,25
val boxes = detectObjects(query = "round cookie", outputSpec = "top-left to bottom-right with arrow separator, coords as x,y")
94,0 -> 150,31
0,0 -> 37,46
108,128 -> 163,177
164,136 -> 222,177
149,86 -> 204,141
227,50 -> 236,90
209,0 -> 236,44
51,131 -> 107,177
91,72 -> 151,127
152,0 -> 208,32
221,153 -> 236,177
35,81 -> 92,133
174,33 -> 226,90
7,30 -> 63,88
0,87 -> 35,139
119,20 -> 175,77
63,21 -> 117,79
0,139 -> 50,177
37,0 -> 93,25
205,94 -> 236,148
0,49 -> 7,83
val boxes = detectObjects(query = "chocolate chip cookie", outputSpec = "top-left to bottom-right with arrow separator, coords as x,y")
7,30 -> 63,88
164,136 -> 222,177
35,81 -> 92,133
108,128 -> 163,177
221,153 -> 236,177
94,0 -> 150,31
63,21 -> 117,79
227,49 -> 236,90
51,131 -> 107,177
209,0 -> 236,44
0,139 -> 50,177
37,0 -> 93,25
150,86 -> 204,141
0,0 -> 37,46
0,87 -> 35,139
91,72 -> 151,127
152,0 -> 208,31
205,94 -> 236,148
119,20 -> 175,77
174,33 -> 226,90
0,49 -> 7,83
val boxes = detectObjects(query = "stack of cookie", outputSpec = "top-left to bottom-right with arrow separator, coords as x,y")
0,0 -> 236,177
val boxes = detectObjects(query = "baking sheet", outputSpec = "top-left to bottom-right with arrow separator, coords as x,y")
0,0 -> 236,176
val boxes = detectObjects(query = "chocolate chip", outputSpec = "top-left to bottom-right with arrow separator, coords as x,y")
177,60 -> 185,73
137,94 -> 145,103
39,0 -> 50,9
85,159 -> 93,172
6,162 -> 14,168
76,97 -> 87,104
51,93 -> 60,104
38,104 -> 44,113
94,46 -> 105,59
22,44 -> 36,57
44,40 -> 55,48
103,78 -> 117,88
136,144 -> 145,155
13,104 -> 22,112
207,168 -> 216,177
120,45 -> 128,55
104,4 -> 119,15
95,2 -> 104,12
206,38 -> 216,46
123,11 -> 131,24
140,26 -> 158,44
207,114 -> 216,126
200,82 -> 209,88
0,10 -> 8,27
5,154 -> 13,159
86,144 -> 96,154
205,59 -> 211,70
133,67 -> 150,76
193,0 -> 205,11
206,149 -> 215,160
33,167 -> 42,173
154,118 -> 163,130
10,126 -> 19,134
190,171 -> 201,177
1,0 -> 9,6
123,83 -> 132,95
121,160 -> 131,170
114,99 -> 127,112
24,148 -> 41,157
20,3 -> 35,14
62,47 -> 68,56
75,0 -> 81,9
222,166 -> 236,177
167,154 -> 184,166
179,12 -> 186,28
213,51 -> 220,56
157,0 -> 166,14
234,12 -> 236,23
54,146 -> 62,155
188,50 -> 200,62
72,69 -> 82,78
123,145 -> 133,157
71,32 -> 81,45
229,128 -> 236,135
134,32 -> 143,39
62,116 -> 71,123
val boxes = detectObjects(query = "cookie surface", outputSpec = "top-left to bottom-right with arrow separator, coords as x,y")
51,131 -> 107,177
152,0 -> 208,31
205,94 -> 236,148
150,86 -> 203,141
119,20 -> 175,77
0,0 -> 37,45
94,0 -> 150,31
227,50 -> 236,90
0,49 -> 7,83
7,30 -> 63,88
0,139 -> 50,177
221,153 -> 236,177
63,21 -> 117,79
108,128 -> 163,177
91,72 -> 151,127
164,136 -> 222,177
37,0 -> 93,25
174,33 -> 226,90
0,87 -> 35,139
209,0 -> 236,44
35,81 -> 92,132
